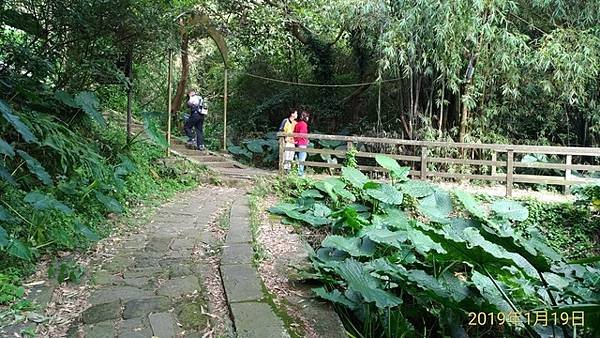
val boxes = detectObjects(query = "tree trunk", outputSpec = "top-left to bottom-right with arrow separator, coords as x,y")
459,53 -> 477,143
172,30 -> 190,119
439,78 -> 445,134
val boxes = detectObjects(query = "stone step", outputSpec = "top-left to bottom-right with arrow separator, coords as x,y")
193,155 -> 226,162
202,161 -> 237,168
171,147 -> 224,159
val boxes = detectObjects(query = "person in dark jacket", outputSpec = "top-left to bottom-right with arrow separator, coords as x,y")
184,90 -> 205,151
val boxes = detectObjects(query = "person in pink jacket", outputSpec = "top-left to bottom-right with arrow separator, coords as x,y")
294,111 -> 310,176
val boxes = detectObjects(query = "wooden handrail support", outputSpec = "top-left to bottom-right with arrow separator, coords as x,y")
276,132 -> 600,195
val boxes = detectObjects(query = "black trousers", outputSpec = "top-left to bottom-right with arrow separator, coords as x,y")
184,112 -> 204,148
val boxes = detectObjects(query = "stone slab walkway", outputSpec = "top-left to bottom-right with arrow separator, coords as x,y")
220,198 -> 289,338
63,186 -> 240,338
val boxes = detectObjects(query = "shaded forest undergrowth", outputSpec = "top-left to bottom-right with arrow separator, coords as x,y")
0,94 -> 208,324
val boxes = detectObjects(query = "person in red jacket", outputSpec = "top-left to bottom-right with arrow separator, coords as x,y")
294,111 -> 310,176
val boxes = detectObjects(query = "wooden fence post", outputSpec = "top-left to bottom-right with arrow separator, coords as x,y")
506,149 -> 514,197
421,146 -> 428,179
491,151 -> 497,176
278,134 -> 285,174
565,154 -> 572,195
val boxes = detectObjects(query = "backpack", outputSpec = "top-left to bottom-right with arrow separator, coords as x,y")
278,118 -> 288,132
200,98 -> 208,115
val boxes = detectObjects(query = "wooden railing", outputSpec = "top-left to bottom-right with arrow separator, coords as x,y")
277,132 -> 600,196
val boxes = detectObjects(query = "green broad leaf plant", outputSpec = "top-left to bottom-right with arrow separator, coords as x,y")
270,156 -> 600,338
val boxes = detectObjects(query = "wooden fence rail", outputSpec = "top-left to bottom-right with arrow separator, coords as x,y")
277,132 -> 600,196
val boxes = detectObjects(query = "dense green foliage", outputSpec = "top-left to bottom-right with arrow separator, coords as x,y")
517,199 -> 599,259
270,157 -> 599,337
572,183 -> 600,212
0,101 -> 206,265
185,0 -> 600,151
10,0 -> 590,152
0,0 -> 207,287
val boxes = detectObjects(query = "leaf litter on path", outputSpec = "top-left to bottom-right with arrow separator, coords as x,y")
255,195 -> 323,338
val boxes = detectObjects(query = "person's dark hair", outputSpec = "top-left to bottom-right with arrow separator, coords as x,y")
300,111 -> 310,122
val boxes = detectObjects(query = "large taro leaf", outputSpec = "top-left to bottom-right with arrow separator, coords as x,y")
454,190 -> 487,219
301,189 -> 323,199
349,203 -> 370,213
400,180 -> 435,198
0,100 -> 38,143
316,247 -> 349,263
406,223 -> 447,255
366,183 -> 403,205
367,258 -> 408,281
297,196 -> 316,210
541,272 -> 570,290
287,209 -> 330,227
0,225 -> 8,247
439,272 -> 472,303
491,200 -> 528,221
362,221 -> 445,255
360,228 -> 407,249
7,239 -> 32,260
423,224 -> 523,270
313,287 -> 358,309
268,202 -> 298,215
334,258 -> 402,308
228,145 -> 252,158
418,189 -> 453,221
0,138 -> 15,157
323,177 -> 346,189
74,91 -> 106,127
375,155 -> 409,180
246,139 -> 265,153
378,209 -> 410,229
24,192 -> 73,214
74,221 -> 100,241
322,235 -> 374,257
313,202 -> 332,218
95,191 -> 123,213
341,167 -> 368,189
471,270 -> 513,313
17,150 -> 52,186
0,205 -> 13,222
526,230 -> 562,262
314,180 -> 338,204
319,178 -> 355,202
333,185 -> 356,202
405,270 -> 470,304
476,225 -> 558,272
0,165 -> 17,185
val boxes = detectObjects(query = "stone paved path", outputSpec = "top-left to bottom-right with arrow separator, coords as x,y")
220,198 -> 289,338
65,186 -> 240,338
